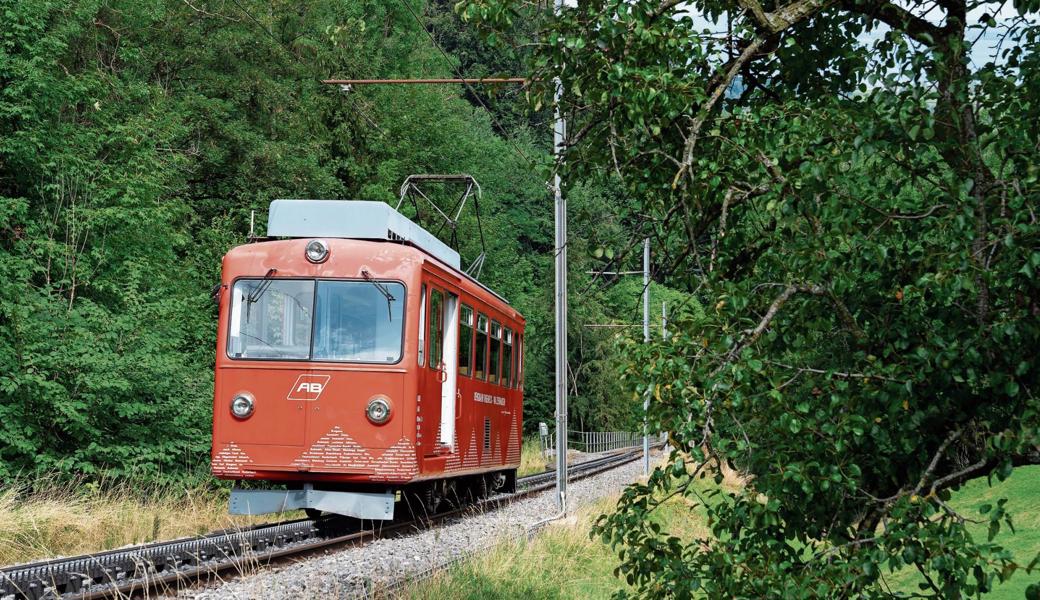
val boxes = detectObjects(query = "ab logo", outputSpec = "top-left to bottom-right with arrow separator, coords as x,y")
287,374 -> 331,401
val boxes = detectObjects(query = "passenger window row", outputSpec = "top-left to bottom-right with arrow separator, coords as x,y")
459,303 -> 522,390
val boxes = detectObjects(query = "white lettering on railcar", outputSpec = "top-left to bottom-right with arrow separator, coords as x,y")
473,392 -> 506,406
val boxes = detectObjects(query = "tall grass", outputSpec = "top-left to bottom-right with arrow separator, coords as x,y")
400,498 -> 626,599
517,436 -> 644,479
518,437 -> 550,478
0,475 -> 278,566
401,493 -> 711,600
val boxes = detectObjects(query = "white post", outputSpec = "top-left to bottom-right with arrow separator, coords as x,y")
643,238 -> 651,475
553,0 -> 568,514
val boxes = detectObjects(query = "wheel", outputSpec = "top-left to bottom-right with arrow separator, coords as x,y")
423,484 -> 443,515
402,484 -> 442,520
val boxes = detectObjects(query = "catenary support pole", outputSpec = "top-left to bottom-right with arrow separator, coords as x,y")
643,238 -> 651,475
553,0 -> 568,513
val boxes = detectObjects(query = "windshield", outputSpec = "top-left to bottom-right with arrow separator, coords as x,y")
228,279 -> 405,363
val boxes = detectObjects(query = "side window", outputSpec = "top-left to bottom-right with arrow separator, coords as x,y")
489,320 -> 502,385
429,289 -> 443,370
502,328 -> 513,388
458,305 -> 474,377
417,285 -> 427,366
475,314 -> 489,380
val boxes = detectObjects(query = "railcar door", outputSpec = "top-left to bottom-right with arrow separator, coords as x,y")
419,283 -> 458,457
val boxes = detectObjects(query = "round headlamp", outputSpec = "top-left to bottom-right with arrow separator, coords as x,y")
305,239 -> 329,264
366,397 -> 392,425
230,393 -> 255,419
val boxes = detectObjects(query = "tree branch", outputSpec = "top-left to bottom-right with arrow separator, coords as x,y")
828,289 -> 866,342
913,427 -> 964,496
709,188 -> 734,273
674,36 -> 770,189
739,0 -> 840,33
721,283 -> 825,367
840,0 -> 945,46
765,361 -> 906,383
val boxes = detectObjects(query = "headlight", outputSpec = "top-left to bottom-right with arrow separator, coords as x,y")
305,239 -> 329,263
366,397 -> 391,424
230,393 -> 255,419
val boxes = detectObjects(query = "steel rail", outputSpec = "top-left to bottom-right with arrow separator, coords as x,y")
0,446 -> 657,600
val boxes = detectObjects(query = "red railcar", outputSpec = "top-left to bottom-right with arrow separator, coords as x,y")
210,200 -> 524,520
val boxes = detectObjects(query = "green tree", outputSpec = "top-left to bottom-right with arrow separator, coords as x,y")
461,0 -> 1040,596
0,0 -> 648,482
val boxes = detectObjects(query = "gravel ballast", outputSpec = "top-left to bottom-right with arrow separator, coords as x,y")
180,456 -> 650,599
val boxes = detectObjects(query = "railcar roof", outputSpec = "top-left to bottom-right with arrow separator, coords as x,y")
267,199 -> 461,269
227,236 -> 516,312
261,199 -> 512,309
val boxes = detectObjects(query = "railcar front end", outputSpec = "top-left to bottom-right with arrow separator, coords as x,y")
210,200 -> 524,521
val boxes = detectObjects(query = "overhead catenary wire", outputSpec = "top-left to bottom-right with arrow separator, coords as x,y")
228,0 -> 385,135
392,0 -> 536,168
324,77 -> 528,84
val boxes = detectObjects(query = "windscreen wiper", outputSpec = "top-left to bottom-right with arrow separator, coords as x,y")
362,269 -> 396,321
245,268 -> 277,322
247,269 -> 278,304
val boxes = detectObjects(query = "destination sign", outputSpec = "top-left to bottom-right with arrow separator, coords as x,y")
474,392 -> 506,406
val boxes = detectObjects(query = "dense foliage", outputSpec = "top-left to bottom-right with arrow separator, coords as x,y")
0,0 -> 654,481
462,0 -> 1040,597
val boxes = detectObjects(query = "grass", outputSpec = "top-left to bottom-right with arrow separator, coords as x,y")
400,451 -> 712,600
883,465 -> 1040,600
400,494 -> 712,600
402,465 -> 1040,600
399,497 -> 630,600
516,436 -> 642,478
518,437 -> 550,478
0,476 -> 284,566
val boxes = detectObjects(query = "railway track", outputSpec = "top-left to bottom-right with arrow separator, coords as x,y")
1,446 -> 653,600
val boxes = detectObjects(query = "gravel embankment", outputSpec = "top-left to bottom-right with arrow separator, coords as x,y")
179,455 -> 650,599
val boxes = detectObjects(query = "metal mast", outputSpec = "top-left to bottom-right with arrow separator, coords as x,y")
553,0 -> 568,513
643,238 -> 651,475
